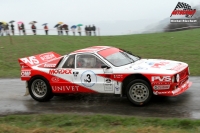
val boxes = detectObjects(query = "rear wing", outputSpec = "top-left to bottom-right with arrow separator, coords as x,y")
18,52 -> 61,69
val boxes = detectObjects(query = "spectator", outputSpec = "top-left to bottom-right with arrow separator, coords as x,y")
31,24 -> 36,35
60,25 -> 63,35
0,24 -> 3,36
1,24 -> 7,36
44,25 -> 48,35
77,26 -> 81,36
92,24 -> 96,36
85,26 -> 88,36
57,26 -> 60,35
71,27 -> 75,36
20,23 -> 26,35
88,25 -> 92,36
5,24 -> 10,36
10,23 -> 15,35
62,24 -> 69,35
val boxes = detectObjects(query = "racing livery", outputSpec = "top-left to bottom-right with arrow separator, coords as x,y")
18,46 -> 192,106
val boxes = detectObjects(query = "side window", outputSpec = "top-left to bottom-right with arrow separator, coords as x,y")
62,55 -> 75,68
76,54 -> 105,68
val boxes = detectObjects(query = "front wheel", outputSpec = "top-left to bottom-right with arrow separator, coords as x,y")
126,79 -> 152,106
28,77 -> 53,102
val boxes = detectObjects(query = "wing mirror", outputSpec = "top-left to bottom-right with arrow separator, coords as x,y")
101,64 -> 110,69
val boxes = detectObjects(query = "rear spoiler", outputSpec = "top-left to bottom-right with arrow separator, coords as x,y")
18,52 -> 61,68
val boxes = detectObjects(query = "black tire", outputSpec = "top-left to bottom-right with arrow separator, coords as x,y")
28,76 -> 53,102
126,79 -> 152,106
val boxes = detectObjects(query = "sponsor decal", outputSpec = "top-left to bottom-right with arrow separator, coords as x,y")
21,70 -> 31,77
152,82 -> 171,85
21,65 -> 29,68
115,81 -> 120,91
52,86 -> 79,92
81,70 -> 97,87
49,69 -> 72,74
151,62 -> 170,68
39,53 -> 56,61
153,85 -> 170,90
151,76 -> 171,82
172,88 -> 181,95
51,77 -> 59,82
153,91 -> 170,95
172,80 -> 189,95
44,64 -> 56,67
133,66 -> 148,70
73,71 -> 79,77
104,84 -> 113,91
21,56 -> 39,65
147,62 -> 154,65
105,78 -> 111,83
113,74 -> 123,79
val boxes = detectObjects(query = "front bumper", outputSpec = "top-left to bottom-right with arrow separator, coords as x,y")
153,80 -> 192,96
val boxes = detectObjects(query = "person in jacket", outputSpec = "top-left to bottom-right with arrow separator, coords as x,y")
0,24 -> 3,36
10,23 -> 15,35
5,24 -> 10,36
44,25 -> 48,35
31,24 -> 36,35
85,26 -> 88,36
88,25 -> 92,36
60,25 -> 63,35
62,24 -> 69,35
71,27 -> 75,36
92,25 -> 96,36
20,23 -> 26,35
77,26 -> 81,36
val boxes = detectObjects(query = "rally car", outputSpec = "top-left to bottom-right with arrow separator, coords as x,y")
18,46 -> 192,106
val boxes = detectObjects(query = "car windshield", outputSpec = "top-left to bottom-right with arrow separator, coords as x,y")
98,48 -> 140,67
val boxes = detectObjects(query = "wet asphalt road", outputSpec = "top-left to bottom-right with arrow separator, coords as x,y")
0,77 -> 199,119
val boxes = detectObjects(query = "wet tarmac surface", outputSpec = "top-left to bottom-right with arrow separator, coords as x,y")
0,77 -> 199,119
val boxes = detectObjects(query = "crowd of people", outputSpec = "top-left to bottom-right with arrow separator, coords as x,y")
0,22 -> 97,36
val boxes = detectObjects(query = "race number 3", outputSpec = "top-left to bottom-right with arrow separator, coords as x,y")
81,70 -> 97,87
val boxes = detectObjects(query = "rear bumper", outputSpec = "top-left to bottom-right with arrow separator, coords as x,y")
153,80 -> 192,96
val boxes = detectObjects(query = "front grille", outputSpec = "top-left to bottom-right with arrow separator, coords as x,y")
179,67 -> 188,80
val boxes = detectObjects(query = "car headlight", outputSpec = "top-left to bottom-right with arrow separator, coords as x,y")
172,76 -> 175,83
176,74 -> 180,82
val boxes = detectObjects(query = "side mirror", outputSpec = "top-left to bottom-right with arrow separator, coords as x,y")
101,64 -> 110,69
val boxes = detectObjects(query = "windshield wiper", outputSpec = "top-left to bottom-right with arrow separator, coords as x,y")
119,48 -> 141,59
121,51 -> 135,63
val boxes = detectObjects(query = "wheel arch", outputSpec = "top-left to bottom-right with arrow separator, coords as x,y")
121,74 -> 152,96
28,75 -> 49,84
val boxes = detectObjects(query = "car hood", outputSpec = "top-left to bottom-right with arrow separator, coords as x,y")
129,59 -> 188,74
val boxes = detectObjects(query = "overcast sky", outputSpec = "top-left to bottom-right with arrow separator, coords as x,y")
1,0 -> 200,35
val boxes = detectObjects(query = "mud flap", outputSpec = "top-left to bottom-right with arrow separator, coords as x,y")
24,81 -> 30,96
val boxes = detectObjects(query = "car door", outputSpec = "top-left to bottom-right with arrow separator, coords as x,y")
49,54 -> 76,93
72,53 -> 114,93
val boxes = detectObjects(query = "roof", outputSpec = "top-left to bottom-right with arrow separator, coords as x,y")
70,46 -> 112,54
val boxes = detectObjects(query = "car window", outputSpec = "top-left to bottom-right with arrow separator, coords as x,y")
76,54 -> 105,68
62,54 -> 75,68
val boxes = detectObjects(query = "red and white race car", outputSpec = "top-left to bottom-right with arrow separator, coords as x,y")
18,46 -> 192,106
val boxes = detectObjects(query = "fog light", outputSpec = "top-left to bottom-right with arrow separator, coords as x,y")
176,74 -> 180,82
172,76 -> 175,83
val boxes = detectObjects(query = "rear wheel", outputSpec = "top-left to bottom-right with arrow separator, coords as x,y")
126,79 -> 152,106
28,77 -> 53,102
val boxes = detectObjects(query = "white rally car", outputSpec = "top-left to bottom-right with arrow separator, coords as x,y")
18,46 -> 192,106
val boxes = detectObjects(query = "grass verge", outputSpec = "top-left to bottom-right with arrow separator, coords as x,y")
0,29 -> 200,77
0,113 -> 200,133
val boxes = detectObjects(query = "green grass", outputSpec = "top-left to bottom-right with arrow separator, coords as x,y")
0,29 -> 200,78
0,113 -> 200,133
